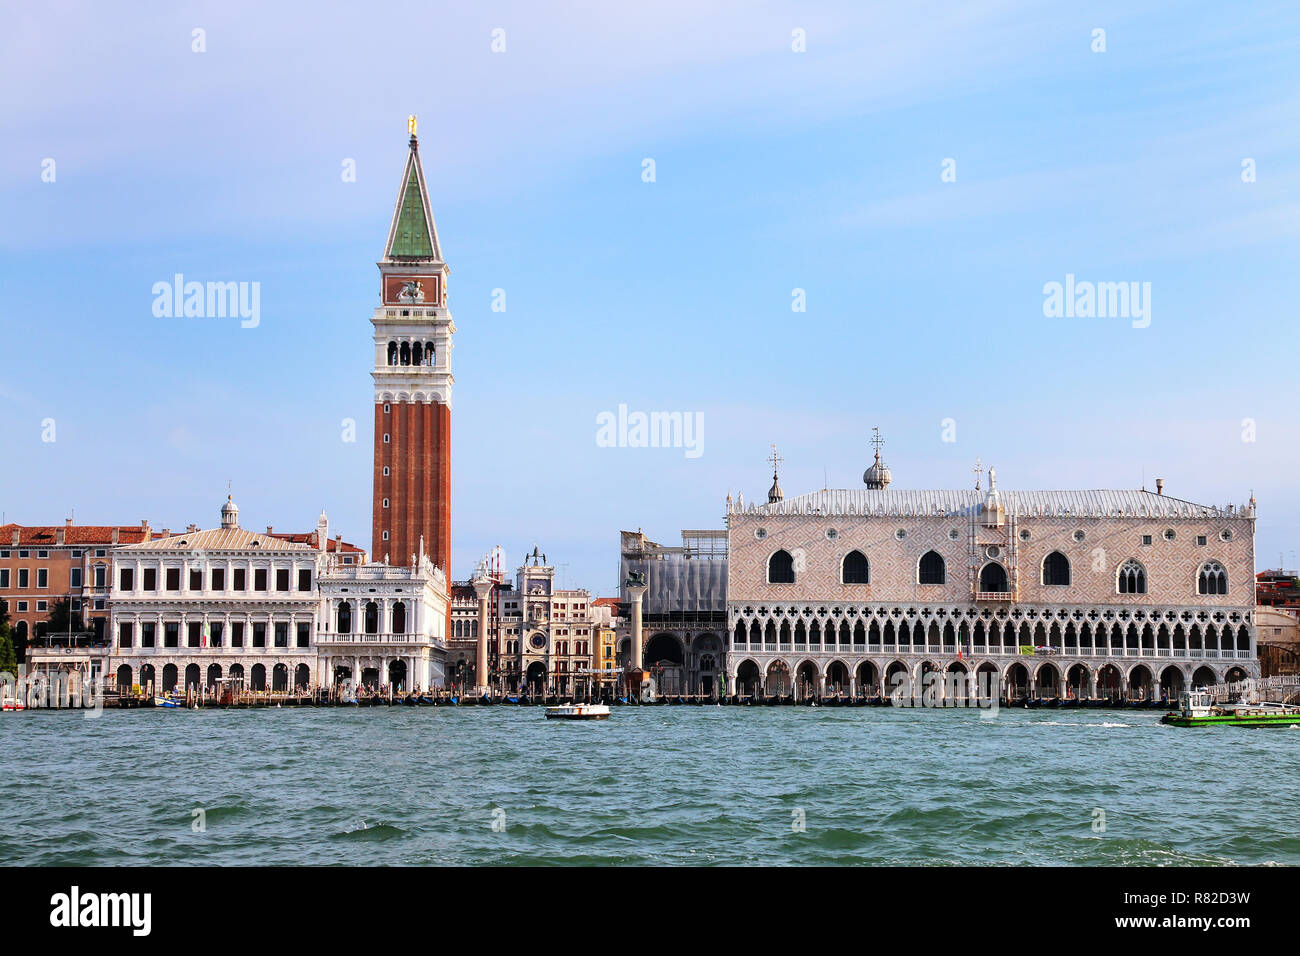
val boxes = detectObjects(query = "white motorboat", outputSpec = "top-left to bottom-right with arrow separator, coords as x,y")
544,702 -> 610,720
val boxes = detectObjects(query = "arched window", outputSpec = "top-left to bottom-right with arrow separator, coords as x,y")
336,601 -> 352,634
364,601 -> 379,634
979,562 -> 1008,593
918,550 -> 945,585
425,342 -> 435,366
841,550 -> 870,584
1042,551 -> 1071,586
1118,559 -> 1147,594
1198,561 -> 1227,595
387,342 -> 398,366
768,549 -> 795,584
392,601 -> 407,634
411,342 -> 423,366
399,342 -> 411,366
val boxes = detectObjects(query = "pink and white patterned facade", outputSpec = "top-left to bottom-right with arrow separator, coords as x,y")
725,473 -> 1259,700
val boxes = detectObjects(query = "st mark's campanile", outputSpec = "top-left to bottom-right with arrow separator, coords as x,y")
371,116 -> 453,576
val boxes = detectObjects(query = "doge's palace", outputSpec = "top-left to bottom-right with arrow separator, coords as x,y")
725,438 -> 1258,702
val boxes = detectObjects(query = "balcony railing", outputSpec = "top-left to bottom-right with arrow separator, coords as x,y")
317,633 -> 432,645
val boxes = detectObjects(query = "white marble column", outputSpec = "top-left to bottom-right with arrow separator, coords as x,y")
628,584 -> 648,671
472,578 -> 492,694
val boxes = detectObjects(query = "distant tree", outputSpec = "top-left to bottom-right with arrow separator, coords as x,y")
0,602 -> 15,674
0,633 -> 14,676
41,598 -> 82,639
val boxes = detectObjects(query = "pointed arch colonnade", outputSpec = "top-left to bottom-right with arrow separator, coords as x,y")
725,602 -> 1258,700
727,654 -> 1247,701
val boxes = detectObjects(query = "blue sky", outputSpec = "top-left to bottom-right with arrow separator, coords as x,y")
2,1 -> 1298,591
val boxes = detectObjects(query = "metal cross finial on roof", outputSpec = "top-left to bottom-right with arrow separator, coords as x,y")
767,443 -> 783,478
973,457 -> 983,491
870,426 -> 885,461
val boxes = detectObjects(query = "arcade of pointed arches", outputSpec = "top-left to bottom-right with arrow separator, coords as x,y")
727,601 -> 1255,692
727,654 -> 1248,700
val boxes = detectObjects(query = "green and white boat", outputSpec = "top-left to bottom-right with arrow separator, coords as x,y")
1162,689 -> 1300,728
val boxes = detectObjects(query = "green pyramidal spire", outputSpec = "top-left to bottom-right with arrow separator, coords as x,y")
385,131 -> 440,260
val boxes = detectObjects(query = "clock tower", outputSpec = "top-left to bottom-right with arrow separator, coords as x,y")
371,116 -> 454,576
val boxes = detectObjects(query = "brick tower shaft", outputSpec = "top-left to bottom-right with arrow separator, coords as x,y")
371,116 -> 454,574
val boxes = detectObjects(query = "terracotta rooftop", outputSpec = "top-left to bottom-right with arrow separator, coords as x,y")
1,523 -> 153,547
265,532 -> 365,554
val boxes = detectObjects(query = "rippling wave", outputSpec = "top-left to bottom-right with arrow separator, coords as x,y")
2,707 -> 1296,865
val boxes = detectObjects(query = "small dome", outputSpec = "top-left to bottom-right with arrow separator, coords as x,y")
863,450 -> 892,490
768,477 -> 784,503
221,495 -> 239,529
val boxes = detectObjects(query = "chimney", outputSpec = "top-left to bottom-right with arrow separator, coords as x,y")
186,523 -> 198,533
266,525 -> 274,535
1155,478 -> 1165,496
56,528 -> 65,545
65,517 -> 73,528
111,528 -> 119,545
11,530 -> 19,546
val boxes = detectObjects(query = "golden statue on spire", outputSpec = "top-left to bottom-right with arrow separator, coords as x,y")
408,114 -> 418,137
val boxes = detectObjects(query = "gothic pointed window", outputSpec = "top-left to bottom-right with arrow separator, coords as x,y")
768,549 -> 795,584
842,550 -> 869,584
1042,551 -> 1071,586
979,562 -> 1008,593
1197,561 -> 1227,595
1118,559 -> 1147,594
918,550 -> 945,585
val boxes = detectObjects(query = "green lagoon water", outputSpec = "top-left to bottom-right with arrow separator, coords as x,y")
3,706 -> 1298,866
